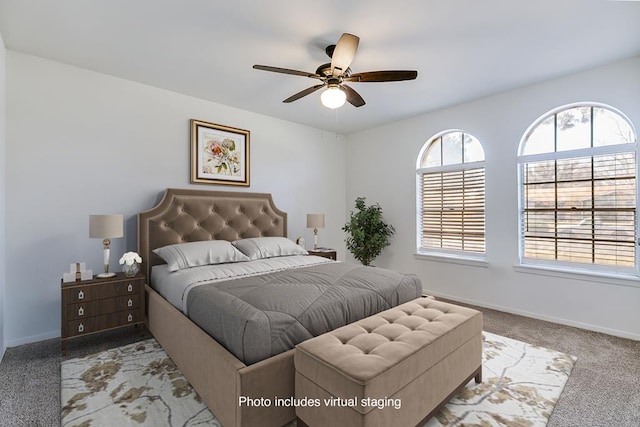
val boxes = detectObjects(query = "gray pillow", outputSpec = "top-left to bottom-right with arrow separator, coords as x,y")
232,237 -> 308,260
153,240 -> 250,272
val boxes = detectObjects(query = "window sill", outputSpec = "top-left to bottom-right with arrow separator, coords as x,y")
513,264 -> 640,288
414,253 -> 488,268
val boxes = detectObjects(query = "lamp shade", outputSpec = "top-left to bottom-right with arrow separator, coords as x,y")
89,214 -> 124,238
320,86 -> 346,109
306,214 -> 325,229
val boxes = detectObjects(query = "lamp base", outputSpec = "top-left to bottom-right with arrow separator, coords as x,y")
96,272 -> 116,278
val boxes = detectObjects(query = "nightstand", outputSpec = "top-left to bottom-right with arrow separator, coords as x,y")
308,249 -> 337,261
61,272 -> 145,353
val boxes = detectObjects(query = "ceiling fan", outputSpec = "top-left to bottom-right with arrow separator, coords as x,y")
253,33 -> 418,109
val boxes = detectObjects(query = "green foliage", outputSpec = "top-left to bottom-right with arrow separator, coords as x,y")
342,197 -> 395,266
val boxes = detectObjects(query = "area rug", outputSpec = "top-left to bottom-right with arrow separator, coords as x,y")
61,333 -> 576,426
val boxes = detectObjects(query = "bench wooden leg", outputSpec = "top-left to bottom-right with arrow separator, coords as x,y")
417,365 -> 484,426
474,367 -> 482,384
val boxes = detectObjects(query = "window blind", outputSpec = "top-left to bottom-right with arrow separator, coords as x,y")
420,167 -> 485,253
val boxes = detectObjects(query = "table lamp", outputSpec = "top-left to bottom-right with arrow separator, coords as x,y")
306,213 -> 325,250
89,214 -> 124,278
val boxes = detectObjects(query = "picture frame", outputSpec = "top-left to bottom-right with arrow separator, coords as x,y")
190,119 -> 250,186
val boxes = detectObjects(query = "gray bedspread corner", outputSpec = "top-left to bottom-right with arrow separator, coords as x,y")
187,262 -> 422,364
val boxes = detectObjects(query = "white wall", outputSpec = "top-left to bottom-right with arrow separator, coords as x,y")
4,51 -> 347,346
346,56 -> 640,340
0,33 -> 6,359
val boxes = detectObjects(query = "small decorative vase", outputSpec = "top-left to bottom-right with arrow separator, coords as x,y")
123,262 -> 139,277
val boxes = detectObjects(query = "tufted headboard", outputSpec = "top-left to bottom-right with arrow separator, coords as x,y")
137,188 -> 287,280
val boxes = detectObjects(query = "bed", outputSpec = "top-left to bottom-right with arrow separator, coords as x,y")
138,188 -> 422,427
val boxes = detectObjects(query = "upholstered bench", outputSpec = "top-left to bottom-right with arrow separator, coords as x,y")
294,297 -> 483,427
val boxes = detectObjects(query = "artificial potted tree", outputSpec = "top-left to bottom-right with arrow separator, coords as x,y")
342,197 -> 395,266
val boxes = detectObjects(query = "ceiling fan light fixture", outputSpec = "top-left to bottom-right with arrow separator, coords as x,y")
320,85 -> 346,109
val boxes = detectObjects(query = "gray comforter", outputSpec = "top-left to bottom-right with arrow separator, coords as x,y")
187,261 -> 422,364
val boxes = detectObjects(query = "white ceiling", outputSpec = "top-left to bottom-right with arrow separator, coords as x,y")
1,0 -> 639,134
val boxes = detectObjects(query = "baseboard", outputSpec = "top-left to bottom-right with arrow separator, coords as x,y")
426,290 -> 640,341
5,330 -> 59,349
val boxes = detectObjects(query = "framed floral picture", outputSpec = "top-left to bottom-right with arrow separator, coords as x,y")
190,119 -> 250,186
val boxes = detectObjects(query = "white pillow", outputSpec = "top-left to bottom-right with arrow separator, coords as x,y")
232,237 -> 308,260
153,240 -> 250,272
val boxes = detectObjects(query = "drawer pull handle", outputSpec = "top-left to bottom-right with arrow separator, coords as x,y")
128,313 -> 133,322
127,284 -> 133,292
78,290 -> 84,300
127,298 -> 133,307
78,307 -> 84,317
78,323 -> 84,333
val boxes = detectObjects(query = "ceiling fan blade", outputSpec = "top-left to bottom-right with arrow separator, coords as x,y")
345,70 -> 418,82
331,33 -> 359,77
283,84 -> 326,103
253,65 -> 321,79
341,84 -> 365,107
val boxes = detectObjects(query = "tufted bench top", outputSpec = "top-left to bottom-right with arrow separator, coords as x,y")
295,296 -> 482,412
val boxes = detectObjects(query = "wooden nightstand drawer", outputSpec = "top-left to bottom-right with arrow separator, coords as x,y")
66,310 -> 142,338
62,285 -> 100,303
111,279 -> 143,297
66,294 -> 141,320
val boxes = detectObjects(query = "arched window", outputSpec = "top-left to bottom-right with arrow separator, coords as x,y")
416,130 -> 486,257
518,103 -> 638,274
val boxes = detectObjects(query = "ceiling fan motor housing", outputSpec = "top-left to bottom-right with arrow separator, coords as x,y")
315,63 -> 350,79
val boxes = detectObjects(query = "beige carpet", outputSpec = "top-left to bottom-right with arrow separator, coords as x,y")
61,333 -> 575,426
